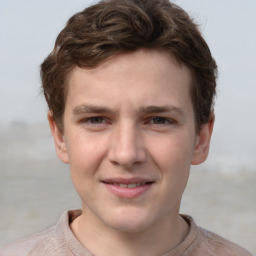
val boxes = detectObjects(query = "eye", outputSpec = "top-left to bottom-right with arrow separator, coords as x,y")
152,117 -> 168,124
88,117 -> 104,124
149,117 -> 174,125
80,116 -> 108,126
78,116 -> 111,131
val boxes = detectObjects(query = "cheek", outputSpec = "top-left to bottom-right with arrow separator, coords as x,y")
66,136 -> 108,205
66,134 -> 107,183
148,133 -> 194,169
147,133 -> 194,192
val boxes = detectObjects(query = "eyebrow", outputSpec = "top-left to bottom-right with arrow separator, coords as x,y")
72,104 -> 184,116
139,105 -> 183,115
73,104 -> 114,115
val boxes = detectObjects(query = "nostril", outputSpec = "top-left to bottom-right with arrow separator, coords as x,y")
110,160 -> 120,166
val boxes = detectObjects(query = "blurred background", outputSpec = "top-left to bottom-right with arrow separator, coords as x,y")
0,0 -> 255,254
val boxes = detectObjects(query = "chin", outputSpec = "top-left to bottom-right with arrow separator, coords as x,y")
103,207 -> 153,233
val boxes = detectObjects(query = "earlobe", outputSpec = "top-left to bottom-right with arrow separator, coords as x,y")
47,111 -> 69,164
191,114 -> 214,165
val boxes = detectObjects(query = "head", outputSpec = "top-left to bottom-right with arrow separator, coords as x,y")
41,0 -> 217,134
42,0 -> 217,237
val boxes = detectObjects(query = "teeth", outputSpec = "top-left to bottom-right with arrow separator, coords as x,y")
112,182 -> 147,188
128,183 -> 136,188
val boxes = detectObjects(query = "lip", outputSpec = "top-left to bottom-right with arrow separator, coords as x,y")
102,177 -> 153,184
101,177 -> 154,199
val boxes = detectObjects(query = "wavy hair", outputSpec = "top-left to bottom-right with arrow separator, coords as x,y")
41,0 -> 217,133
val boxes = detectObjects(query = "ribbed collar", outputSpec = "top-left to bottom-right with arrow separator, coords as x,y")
55,210 -> 198,256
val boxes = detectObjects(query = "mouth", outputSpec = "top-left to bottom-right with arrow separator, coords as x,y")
103,181 -> 152,188
101,179 -> 154,199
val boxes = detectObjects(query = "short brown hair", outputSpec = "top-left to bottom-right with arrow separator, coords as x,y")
41,0 -> 217,133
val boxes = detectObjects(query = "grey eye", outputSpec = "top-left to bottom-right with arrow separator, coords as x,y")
89,117 -> 104,124
152,117 -> 167,124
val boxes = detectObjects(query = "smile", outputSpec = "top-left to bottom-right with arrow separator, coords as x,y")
108,182 -> 147,188
102,180 -> 154,199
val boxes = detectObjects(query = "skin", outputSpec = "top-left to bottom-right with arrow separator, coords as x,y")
49,49 -> 214,256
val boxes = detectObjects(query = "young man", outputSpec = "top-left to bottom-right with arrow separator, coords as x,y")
1,0 -> 252,255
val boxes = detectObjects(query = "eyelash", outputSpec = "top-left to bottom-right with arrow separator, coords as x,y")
81,116 -> 107,125
80,116 -> 176,126
147,117 -> 175,125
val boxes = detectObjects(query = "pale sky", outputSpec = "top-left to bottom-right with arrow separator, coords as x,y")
1,0 -> 256,171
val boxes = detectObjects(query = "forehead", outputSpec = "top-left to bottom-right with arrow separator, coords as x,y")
65,49 -> 192,112
76,50 -> 187,83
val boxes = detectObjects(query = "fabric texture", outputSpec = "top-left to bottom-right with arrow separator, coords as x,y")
0,209 -> 252,256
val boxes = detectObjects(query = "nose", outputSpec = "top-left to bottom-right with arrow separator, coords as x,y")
108,122 -> 146,167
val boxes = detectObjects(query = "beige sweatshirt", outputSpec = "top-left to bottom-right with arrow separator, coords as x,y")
0,210 -> 252,256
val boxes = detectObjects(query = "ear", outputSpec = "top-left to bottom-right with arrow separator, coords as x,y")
48,111 -> 69,164
191,114 -> 214,165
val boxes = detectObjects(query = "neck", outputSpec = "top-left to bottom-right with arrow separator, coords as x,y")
71,209 -> 189,256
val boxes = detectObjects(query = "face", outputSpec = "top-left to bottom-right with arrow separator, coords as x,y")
49,49 -> 213,233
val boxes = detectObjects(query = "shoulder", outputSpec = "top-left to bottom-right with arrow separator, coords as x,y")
0,226 -> 57,256
196,226 -> 253,256
0,210 -> 82,256
180,215 -> 253,256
